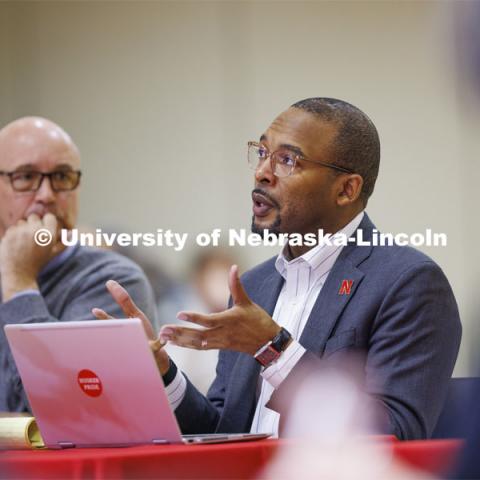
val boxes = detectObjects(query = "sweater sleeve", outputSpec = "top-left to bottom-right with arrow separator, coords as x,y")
0,248 -> 157,412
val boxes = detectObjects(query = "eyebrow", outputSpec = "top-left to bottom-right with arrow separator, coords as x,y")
258,134 -> 305,157
13,163 -> 35,170
13,163 -> 76,171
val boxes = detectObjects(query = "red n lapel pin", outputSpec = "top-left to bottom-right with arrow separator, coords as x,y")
338,279 -> 354,295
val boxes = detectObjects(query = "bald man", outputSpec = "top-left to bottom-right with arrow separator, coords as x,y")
0,117 -> 157,412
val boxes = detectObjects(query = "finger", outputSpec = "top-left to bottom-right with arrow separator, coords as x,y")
42,213 -> 59,242
106,280 -> 143,318
149,335 -> 167,353
105,279 -> 155,339
92,308 -> 115,320
26,213 -> 41,225
228,264 -> 251,306
160,325 -> 218,350
176,310 -> 226,328
42,212 -> 58,229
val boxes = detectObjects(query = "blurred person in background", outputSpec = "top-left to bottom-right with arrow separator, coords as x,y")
97,98 -> 461,440
88,225 -> 174,307
0,117 -> 157,412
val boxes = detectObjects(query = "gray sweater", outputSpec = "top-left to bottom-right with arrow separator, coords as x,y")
0,245 -> 157,412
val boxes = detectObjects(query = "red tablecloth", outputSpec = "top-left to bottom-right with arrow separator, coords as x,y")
0,438 -> 462,479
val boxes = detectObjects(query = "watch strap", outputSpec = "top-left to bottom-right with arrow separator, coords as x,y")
254,328 -> 292,367
270,327 -> 292,353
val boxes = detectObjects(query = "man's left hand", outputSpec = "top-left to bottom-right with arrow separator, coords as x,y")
159,265 -> 281,355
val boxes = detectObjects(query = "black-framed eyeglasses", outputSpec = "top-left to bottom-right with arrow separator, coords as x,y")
247,141 -> 355,178
0,170 -> 82,192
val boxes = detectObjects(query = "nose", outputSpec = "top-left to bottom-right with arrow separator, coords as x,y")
254,155 -> 277,186
34,175 -> 56,203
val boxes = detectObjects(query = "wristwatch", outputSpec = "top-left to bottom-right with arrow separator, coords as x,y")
254,327 -> 292,368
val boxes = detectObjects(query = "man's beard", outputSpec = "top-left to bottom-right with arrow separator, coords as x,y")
251,214 -> 282,236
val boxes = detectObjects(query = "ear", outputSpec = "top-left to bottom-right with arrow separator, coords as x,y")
336,174 -> 364,206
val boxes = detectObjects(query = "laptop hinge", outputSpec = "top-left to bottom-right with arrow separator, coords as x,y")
58,441 -> 76,449
152,439 -> 170,445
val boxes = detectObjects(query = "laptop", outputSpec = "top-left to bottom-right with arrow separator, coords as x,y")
4,319 -> 270,448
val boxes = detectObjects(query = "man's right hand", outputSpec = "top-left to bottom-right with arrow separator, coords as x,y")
0,213 -> 61,301
92,280 -> 171,376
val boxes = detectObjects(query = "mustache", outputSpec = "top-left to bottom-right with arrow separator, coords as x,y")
26,206 -> 58,218
251,188 -> 280,209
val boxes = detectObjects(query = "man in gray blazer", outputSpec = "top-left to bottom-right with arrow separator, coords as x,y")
101,97 -> 461,440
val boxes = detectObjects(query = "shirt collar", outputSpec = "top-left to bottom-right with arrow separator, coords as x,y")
275,211 -> 365,279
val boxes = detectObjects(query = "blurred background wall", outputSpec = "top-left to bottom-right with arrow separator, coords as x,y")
0,0 -> 478,376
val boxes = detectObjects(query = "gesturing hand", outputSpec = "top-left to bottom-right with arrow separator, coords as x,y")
92,280 -> 171,375
159,265 -> 281,356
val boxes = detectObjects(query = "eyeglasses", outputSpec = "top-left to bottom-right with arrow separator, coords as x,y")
247,141 -> 355,177
0,170 -> 82,192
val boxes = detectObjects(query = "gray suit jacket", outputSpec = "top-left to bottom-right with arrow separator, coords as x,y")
173,214 -> 462,440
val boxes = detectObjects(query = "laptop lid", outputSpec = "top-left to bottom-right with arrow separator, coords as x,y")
4,319 -> 183,448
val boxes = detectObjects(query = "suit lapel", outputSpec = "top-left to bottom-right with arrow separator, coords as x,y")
249,268 -> 284,314
299,214 -> 375,354
299,257 -> 365,353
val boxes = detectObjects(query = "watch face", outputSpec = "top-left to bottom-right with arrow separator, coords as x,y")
256,345 -> 280,367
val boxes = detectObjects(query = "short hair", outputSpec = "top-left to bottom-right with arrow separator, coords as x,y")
291,97 -> 380,204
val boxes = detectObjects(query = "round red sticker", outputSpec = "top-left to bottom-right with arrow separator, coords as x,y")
77,369 -> 103,398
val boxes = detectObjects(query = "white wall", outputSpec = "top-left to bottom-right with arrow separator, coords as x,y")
1,1 -> 478,375
0,3 -> 14,123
